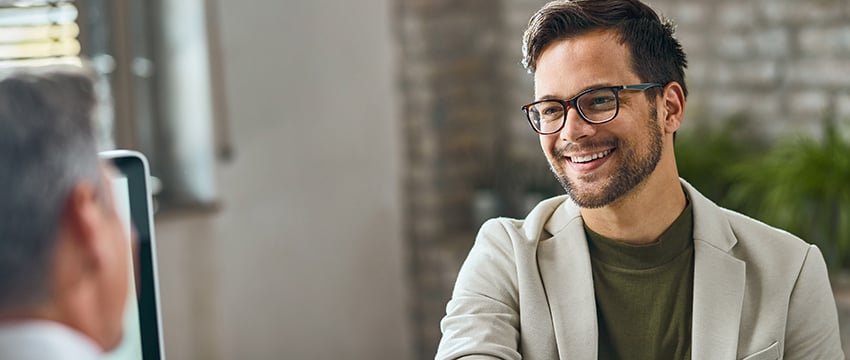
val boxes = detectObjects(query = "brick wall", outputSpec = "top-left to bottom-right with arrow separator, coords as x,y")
396,1 -> 507,357
397,0 -> 850,358
651,0 -> 850,138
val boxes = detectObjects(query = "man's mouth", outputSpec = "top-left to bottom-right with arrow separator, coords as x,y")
569,149 -> 613,163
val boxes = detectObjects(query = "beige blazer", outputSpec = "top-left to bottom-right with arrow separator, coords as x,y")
437,180 -> 843,360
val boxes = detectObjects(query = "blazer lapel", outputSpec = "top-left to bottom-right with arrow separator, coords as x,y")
533,182 -> 747,359
537,201 -> 598,360
684,180 -> 746,359
691,241 -> 746,359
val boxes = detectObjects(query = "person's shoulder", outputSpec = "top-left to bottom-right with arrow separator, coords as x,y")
721,207 -> 810,251
478,194 -> 575,245
480,195 -> 573,233
683,179 -> 810,253
717,207 -> 816,274
684,179 -> 812,269
0,320 -> 102,360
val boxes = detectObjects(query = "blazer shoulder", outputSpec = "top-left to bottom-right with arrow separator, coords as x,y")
722,207 -> 811,252
720,207 -> 814,272
684,180 -> 811,259
480,195 -> 576,245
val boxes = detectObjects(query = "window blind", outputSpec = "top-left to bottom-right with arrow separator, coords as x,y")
0,0 -> 81,68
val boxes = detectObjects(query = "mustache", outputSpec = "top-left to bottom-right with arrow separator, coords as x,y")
554,138 -> 620,157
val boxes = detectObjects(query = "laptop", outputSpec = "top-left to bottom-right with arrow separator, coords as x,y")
100,150 -> 165,360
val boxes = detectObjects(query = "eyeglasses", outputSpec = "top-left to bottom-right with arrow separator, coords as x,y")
521,83 -> 663,135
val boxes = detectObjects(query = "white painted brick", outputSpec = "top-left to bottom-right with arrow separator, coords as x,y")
761,2 -> 791,25
760,1 -> 842,25
713,61 -> 778,87
707,91 -> 781,119
788,90 -> 830,119
718,2 -> 757,30
684,59 -> 711,85
788,60 -> 850,87
714,28 -> 790,60
671,2 -> 712,27
798,26 -> 850,56
715,31 -> 752,59
677,30 -> 711,57
753,28 -> 790,58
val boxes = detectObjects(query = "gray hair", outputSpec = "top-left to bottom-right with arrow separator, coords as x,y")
0,65 -> 102,310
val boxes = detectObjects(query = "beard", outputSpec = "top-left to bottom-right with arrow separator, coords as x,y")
549,105 -> 663,208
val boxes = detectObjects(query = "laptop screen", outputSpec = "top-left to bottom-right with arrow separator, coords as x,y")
101,150 -> 165,360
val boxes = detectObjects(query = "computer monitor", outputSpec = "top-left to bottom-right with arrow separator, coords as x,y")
100,150 -> 165,360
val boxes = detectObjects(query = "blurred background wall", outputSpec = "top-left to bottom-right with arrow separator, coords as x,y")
154,0 -> 411,359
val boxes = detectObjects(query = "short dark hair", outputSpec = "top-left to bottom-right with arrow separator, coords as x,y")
0,65 -> 101,309
522,0 -> 688,98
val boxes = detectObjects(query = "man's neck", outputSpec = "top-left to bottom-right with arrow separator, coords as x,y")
580,174 -> 687,245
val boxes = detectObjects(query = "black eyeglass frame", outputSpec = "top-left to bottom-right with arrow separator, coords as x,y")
521,83 -> 664,135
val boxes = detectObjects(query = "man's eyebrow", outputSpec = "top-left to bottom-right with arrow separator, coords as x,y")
535,82 -> 615,101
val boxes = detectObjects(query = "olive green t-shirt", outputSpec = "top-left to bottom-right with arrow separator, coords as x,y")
584,201 -> 694,360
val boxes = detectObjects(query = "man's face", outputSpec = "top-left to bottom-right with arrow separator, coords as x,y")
534,30 -> 664,208
96,166 -> 132,350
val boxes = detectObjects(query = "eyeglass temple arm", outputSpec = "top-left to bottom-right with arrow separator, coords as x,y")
621,83 -> 664,90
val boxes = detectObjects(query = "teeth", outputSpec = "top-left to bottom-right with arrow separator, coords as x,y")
571,149 -> 611,163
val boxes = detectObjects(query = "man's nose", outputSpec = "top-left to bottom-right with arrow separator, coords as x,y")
559,106 -> 596,142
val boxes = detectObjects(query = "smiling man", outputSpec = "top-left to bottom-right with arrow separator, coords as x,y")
436,0 -> 843,359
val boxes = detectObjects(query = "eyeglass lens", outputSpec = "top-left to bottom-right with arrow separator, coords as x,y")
528,88 -> 618,133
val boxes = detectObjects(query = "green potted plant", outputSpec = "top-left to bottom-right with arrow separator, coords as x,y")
725,119 -> 850,269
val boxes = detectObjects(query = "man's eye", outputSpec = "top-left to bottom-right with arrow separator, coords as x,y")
582,95 -> 616,111
540,104 -> 563,116
591,96 -> 614,105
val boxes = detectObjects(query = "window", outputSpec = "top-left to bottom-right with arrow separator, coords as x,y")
0,1 -> 81,67
0,0 -> 229,210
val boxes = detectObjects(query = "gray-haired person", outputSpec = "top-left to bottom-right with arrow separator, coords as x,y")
436,0 -> 843,359
0,65 -> 132,359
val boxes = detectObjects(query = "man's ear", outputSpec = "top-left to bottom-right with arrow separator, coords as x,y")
661,82 -> 686,134
61,182 -> 106,271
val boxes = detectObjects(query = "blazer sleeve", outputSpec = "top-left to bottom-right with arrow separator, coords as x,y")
783,245 -> 844,359
435,219 -> 522,360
